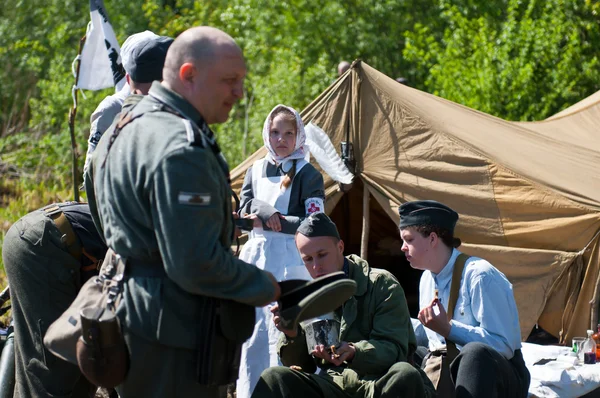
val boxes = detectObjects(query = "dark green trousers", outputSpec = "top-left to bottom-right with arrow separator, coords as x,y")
116,330 -> 227,397
251,362 -> 431,398
3,210 -> 93,397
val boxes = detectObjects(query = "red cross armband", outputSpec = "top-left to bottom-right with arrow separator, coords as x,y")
305,197 -> 325,216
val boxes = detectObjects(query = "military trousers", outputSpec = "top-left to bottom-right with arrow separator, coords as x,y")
115,330 -> 228,397
451,342 -> 530,398
3,210 -> 93,397
251,362 -> 430,398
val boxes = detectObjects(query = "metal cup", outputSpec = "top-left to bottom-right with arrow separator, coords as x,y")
301,312 -> 341,355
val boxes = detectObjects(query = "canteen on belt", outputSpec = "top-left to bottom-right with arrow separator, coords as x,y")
76,306 -> 129,388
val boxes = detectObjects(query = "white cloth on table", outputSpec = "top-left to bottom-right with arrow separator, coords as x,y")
522,342 -> 600,398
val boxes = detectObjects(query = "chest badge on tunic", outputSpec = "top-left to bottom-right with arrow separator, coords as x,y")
178,192 -> 211,206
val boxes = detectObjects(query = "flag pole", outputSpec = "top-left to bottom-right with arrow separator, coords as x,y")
68,35 -> 86,202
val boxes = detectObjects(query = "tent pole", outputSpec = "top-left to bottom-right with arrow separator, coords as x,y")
591,263 -> 600,330
360,186 -> 370,260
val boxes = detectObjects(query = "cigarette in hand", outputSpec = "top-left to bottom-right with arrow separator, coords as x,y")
330,344 -> 341,359
433,289 -> 440,316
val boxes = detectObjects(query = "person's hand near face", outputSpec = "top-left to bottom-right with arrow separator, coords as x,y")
418,298 -> 452,338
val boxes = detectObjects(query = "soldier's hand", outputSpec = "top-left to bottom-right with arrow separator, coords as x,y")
265,213 -> 284,232
311,342 -> 355,366
271,303 -> 298,338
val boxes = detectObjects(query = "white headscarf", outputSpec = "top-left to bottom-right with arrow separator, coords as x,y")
262,104 -> 307,164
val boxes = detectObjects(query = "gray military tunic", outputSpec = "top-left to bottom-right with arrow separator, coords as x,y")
85,82 -> 276,397
2,203 -> 106,398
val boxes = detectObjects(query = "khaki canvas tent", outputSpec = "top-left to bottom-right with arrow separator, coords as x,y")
231,61 -> 600,344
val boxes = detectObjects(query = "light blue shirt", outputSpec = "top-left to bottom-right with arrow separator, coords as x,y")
419,249 -> 522,359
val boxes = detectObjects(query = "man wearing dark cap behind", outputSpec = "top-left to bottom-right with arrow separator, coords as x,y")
83,31 -> 173,177
252,213 -> 434,398
398,200 -> 530,398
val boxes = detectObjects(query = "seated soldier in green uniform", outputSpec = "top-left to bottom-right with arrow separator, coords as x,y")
3,203 -> 107,397
252,213 -> 434,398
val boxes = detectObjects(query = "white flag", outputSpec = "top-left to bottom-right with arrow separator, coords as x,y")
75,0 -> 125,92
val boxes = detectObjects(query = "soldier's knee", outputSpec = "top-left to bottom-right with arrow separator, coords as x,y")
258,366 -> 294,386
388,361 -> 422,385
458,341 -> 493,360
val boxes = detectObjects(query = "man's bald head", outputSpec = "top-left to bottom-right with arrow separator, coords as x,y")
163,27 -> 241,83
162,26 -> 246,124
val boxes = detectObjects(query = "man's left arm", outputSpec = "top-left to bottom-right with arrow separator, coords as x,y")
279,167 -> 325,234
348,275 -> 415,375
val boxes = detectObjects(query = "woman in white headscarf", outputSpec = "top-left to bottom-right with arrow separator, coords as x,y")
236,104 -> 325,398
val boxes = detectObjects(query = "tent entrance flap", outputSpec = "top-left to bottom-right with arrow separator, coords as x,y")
329,180 -> 423,318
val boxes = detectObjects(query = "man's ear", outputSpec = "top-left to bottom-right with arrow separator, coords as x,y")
429,232 -> 439,248
178,62 -> 196,85
337,239 -> 344,255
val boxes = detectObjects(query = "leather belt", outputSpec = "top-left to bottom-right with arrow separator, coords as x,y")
42,204 -> 82,261
126,256 -> 166,278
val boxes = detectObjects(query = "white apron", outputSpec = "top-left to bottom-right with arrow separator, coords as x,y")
236,158 -> 311,398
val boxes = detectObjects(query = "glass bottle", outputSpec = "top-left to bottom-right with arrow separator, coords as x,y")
582,329 -> 597,365
592,324 -> 600,360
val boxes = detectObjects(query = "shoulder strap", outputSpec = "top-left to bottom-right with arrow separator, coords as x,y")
447,253 -> 469,321
445,253 -> 469,357
101,101 -> 146,168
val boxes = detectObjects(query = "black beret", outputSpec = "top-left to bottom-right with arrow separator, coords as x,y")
124,36 -> 173,83
297,213 -> 340,240
398,200 -> 458,232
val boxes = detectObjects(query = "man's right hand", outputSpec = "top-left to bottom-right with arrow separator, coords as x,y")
270,303 -> 297,338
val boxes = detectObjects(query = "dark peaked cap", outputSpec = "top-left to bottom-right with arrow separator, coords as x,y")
124,35 -> 173,83
398,200 -> 459,232
297,212 -> 340,240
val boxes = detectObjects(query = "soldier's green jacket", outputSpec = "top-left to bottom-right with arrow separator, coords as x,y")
278,255 -> 417,395
85,82 -> 276,349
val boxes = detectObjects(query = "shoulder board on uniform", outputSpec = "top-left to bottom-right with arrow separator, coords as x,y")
182,119 -> 206,148
143,97 -> 208,149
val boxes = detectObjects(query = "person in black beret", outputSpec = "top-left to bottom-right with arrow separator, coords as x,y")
398,200 -> 530,398
83,31 -> 174,178
252,213 -> 435,398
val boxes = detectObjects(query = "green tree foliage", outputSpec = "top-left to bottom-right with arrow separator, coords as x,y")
1,0 -> 599,190
404,0 -> 600,120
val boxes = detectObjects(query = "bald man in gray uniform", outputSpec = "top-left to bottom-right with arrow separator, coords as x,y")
85,26 -> 280,397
